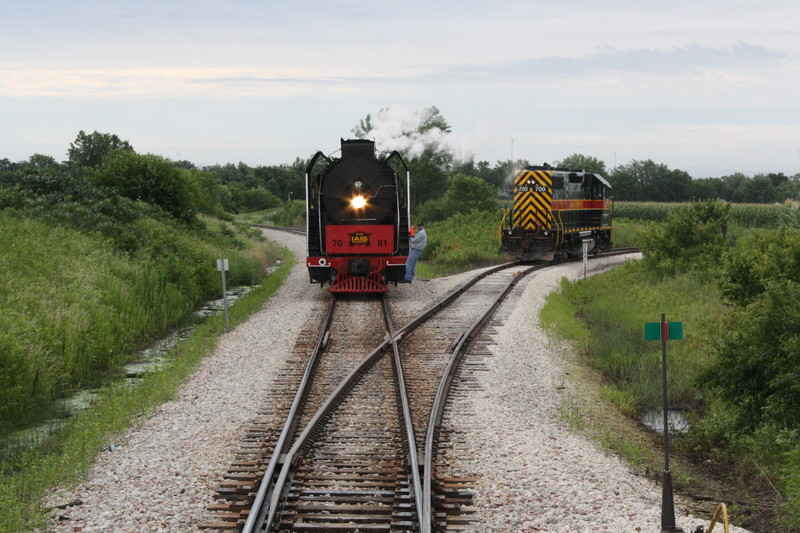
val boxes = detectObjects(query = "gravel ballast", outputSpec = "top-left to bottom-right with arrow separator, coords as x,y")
46,230 -> 750,532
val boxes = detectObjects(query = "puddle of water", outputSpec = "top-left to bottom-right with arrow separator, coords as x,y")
642,410 -> 690,434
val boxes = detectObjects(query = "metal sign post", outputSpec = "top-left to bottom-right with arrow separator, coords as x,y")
216,259 -> 230,332
582,241 -> 589,278
645,314 -> 684,533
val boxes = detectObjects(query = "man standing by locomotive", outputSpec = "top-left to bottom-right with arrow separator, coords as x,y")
403,222 -> 426,282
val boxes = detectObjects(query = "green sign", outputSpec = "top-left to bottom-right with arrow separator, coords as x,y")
644,321 -> 683,341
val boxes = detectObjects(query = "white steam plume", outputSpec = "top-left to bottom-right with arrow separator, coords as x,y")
358,106 -> 475,162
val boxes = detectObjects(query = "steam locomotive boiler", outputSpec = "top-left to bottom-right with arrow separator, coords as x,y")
305,139 -> 411,293
500,165 -> 613,261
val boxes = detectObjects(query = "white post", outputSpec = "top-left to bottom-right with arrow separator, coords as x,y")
216,259 -> 230,331
582,241 -> 589,278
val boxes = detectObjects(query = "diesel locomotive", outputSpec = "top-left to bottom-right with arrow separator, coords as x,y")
305,139 -> 411,293
500,165 -> 613,261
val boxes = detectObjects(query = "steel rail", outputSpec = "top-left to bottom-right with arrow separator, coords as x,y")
241,297 -> 336,533
382,297 -> 426,527
260,297 -> 398,531
419,262 -> 546,533
250,223 -> 306,236
416,248 -> 640,531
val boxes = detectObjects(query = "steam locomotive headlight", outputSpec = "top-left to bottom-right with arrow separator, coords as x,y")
351,195 -> 367,209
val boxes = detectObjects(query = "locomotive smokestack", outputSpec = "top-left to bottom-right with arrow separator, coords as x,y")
341,138 -> 376,160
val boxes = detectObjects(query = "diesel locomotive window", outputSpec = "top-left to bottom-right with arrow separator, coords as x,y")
589,178 -> 607,200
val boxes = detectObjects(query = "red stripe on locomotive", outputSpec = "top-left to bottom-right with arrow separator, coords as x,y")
325,225 -> 395,254
551,199 -> 611,210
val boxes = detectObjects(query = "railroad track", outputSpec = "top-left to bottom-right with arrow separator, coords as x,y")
251,224 -> 305,236
204,249 -> 638,532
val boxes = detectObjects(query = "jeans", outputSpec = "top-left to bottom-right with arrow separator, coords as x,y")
405,248 -> 422,281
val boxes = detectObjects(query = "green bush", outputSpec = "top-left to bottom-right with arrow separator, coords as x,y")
269,199 -> 306,227
718,228 -> 800,306
416,174 -> 499,223
640,199 -> 731,274
706,280 -> 800,432
423,210 -> 504,272
89,150 -> 196,222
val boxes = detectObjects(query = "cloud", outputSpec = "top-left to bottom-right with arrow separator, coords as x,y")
444,41 -> 789,80
1,41 -> 787,99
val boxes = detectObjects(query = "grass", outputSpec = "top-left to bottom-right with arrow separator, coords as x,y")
543,263 -> 726,413
0,247 -> 294,532
0,212 -> 276,434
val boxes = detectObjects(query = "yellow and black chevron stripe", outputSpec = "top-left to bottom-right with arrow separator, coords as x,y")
512,169 -> 552,230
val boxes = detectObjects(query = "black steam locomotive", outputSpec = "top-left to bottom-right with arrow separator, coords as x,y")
500,165 -> 613,261
305,139 -> 411,293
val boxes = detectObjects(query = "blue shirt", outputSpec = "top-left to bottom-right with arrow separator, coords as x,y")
410,228 -> 427,251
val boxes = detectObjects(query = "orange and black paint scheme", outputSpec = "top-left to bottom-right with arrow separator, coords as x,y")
500,165 -> 613,261
306,139 -> 411,293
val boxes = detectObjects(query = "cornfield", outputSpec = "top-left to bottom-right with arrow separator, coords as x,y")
614,201 -> 796,228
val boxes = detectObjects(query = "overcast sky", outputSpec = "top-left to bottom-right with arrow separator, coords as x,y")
2,0 -> 799,178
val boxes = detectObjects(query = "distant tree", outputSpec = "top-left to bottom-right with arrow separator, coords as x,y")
408,151 -> 450,206
26,153 -> 61,169
417,105 -> 451,134
173,160 -> 197,170
237,187 -> 282,212
253,160 -> 304,202
67,130 -> 133,169
556,154 -> 607,175
451,159 -> 529,193
608,165 -> 644,201
610,159 -> 691,201
689,177 -> 725,200
776,177 -> 800,202
718,173 -> 747,201
767,172 -> 788,188
440,174 -> 499,216
91,150 -> 194,221
184,169 -> 227,217
351,113 -> 375,139
732,175 -> 775,204
0,158 -> 16,186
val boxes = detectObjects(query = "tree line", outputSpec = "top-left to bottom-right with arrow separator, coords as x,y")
3,118 -> 799,229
